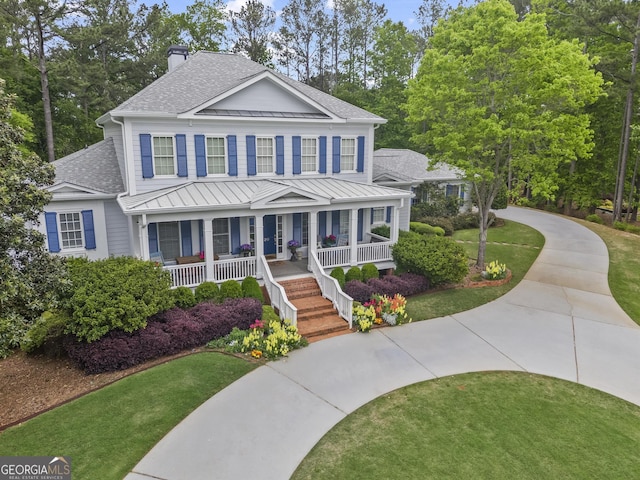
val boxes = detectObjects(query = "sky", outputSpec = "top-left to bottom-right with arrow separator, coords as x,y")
163,0 -> 432,29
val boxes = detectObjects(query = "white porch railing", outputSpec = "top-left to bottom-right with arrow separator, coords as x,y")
165,256 -> 257,288
316,246 -> 350,268
259,255 -> 297,325
309,252 -> 353,328
357,241 -> 393,263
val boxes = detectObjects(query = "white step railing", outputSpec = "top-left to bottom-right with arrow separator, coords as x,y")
357,241 -> 393,263
259,255 -> 297,325
309,252 -> 353,328
165,256 -> 257,288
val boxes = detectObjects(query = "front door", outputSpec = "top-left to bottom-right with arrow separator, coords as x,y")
263,215 -> 277,255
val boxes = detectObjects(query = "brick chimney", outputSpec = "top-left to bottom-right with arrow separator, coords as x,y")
167,45 -> 188,72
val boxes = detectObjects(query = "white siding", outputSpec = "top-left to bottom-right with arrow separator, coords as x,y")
104,200 -> 132,256
129,118 -> 372,194
102,120 -> 127,189
214,80 -> 321,114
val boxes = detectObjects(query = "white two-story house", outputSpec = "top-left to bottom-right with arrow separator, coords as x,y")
41,47 -> 412,295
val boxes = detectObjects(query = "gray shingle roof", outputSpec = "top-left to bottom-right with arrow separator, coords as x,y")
52,138 -> 124,194
109,52 -> 383,121
373,149 -> 463,184
118,177 -> 410,214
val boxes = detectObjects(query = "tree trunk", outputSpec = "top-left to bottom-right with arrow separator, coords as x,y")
614,10 -> 640,222
36,10 -> 55,163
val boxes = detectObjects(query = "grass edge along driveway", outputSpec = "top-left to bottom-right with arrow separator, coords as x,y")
0,352 -> 256,480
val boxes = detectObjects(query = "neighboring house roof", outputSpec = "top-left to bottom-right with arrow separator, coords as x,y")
373,149 -> 463,185
118,178 -> 411,215
105,52 -> 383,122
51,138 -> 125,195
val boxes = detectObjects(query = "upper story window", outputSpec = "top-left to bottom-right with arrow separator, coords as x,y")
152,136 -> 175,175
256,137 -> 274,174
206,137 -> 226,174
340,138 -> 356,171
301,138 -> 317,173
59,212 -> 84,249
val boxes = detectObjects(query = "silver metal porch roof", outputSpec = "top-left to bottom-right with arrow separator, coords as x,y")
118,178 -> 411,215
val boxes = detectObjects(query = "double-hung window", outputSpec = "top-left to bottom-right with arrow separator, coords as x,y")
153,136 -> 175,175
213,218 -> 230,255
340,138 -> 356,171
59,213 -> 83,249
301,138 -> 317,173
157,222 -> 181,261
372,207 -> 385,224
340,211 -> 350,236
206,137 -> 226,174
256,137 -> 274,174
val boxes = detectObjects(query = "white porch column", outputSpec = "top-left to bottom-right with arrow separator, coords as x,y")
139,217 -> 150,260
390,205 -> 400,243
255,214 -> 264,278
308,211 -> 318,270
204,218 -> 215,282
350,208 -> 359,266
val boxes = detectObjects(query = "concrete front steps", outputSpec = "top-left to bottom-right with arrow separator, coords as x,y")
278,277 -> 352,343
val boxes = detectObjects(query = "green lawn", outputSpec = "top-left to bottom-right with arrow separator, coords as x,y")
406,220 -> 544,321
0,353 -> 255,480
575,218 -> 640,325
293,372 -> 640,479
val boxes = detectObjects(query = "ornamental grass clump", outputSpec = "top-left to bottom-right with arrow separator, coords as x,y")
484,260 -> 507,280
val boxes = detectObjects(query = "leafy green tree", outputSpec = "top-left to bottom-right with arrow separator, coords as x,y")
0,79 -> 66,357
230,0 -> 275,66
172,0 -> 226,52
406,0 -> 603,267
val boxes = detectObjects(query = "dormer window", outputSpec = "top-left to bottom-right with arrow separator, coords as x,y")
256,137 -> 274,174
206,137 -> 227,174
341,138 -> 356,171
152,136 -> 175,175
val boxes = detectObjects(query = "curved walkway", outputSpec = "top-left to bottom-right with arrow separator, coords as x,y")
126,207 -> 640,480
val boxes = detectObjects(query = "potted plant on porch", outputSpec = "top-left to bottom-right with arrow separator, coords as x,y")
287,240 -> 300,261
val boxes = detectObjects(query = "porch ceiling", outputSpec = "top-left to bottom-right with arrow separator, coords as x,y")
118,178 -> 411,215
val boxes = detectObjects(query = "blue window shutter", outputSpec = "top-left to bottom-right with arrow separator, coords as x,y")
446,184 -> 453,197
332,210 -> 340,234
81,210 -> 96,250
195,135 -> 207,177
230,217 -> 241,254
176,134 -> 188,177
293,213 -> 302,242
386,207 -> 392,223
246,135 -> 257,176
332,136 -> 341,173
45,212 -> 60,253
459,185 -> 465,199
370,208 -> 374,224
357,136 -> 365,172
358,209 -> 364,242
198,220 -> 204,253
275,136 -> 285,175
148,223 -> 158,254
180,220 -> 192,256
319,136 -> 327,174
292,136 -> 302,175
227,135 -> 238,176
140,134 -> 154,178
319,212 -> 326,238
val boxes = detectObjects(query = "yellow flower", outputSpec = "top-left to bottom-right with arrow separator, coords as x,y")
251,349 -> 262,358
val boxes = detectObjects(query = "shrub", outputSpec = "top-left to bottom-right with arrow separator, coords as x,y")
345,266 -> 362,283
367,278 -> 401,298
452,212 -> 480,230
330,267 -> 346,288
370,225 -> 390,238
262,305 -> 280,323
219,280 -> 243,301
242,276 -> 264,303
392,231 -> 468,286
173,286 -> 197,309
586,214 -> 604,224
397,273 -> 430,295
614,221 -> 640,235
410,221 -> 445,236
361,263 -> 379,282
344,280 -> 374,303
21,310 -> 71,354
414,216 -> 454,236
62,257 -> 173,343
64,298 -> 263,373
195,281 -> 219,303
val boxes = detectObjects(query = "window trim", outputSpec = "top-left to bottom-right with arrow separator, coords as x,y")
58,212 -> 84,250
212,218 -> 231,255
157,221 -> 182,261
205,135 -> 228,176
340,137 -> 357,172
371,207 -> 386,225
256,136 -> 275,175
151,135 -> 177,177
301,137 -> 318,174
